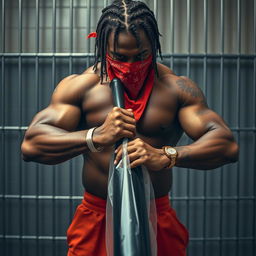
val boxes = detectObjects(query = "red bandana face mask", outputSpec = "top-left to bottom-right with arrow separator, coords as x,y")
106,53 -> 155,120
106,53 -> 153,99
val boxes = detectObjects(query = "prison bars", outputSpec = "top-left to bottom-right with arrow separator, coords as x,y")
253,2 -> 256,255
1,0 -> 5,255
0,0 -> 255,256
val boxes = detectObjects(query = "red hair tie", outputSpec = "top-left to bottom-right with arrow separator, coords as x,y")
87,32 -> 97,38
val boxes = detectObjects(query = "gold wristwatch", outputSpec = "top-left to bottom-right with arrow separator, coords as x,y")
162,146 -> 178,169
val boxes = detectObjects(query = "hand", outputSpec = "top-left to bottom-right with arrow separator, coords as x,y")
93,107 -> 136,146
114,138 -> 170,171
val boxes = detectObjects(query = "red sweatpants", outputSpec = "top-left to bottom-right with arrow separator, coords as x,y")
67,192 -> 189,256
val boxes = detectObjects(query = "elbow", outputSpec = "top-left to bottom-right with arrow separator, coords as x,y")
225,141 -> 239,163
21,139 -> 64,165
21,140 -> 38,162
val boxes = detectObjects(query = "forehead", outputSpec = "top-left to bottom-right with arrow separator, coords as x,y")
108,29 -> 151,50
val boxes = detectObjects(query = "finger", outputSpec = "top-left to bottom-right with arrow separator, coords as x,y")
113,107 -> 131,116
121,115 -> 136,125
112,107 -> 135,125
122,123 -> 136,136
115,144 -> 122,153
130,156 -> 148,169
126,139 -> 137,146
120,130 -> 136,140
114,147 -> 123,165
127,151 -> 140,163
114,142 -> 137,165
120,108 -> 135,118
126,146 -> 137,158
115,141 -> 136,154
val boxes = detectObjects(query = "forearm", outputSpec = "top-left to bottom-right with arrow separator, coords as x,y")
174,129 -> 239,170
22,124 -> 95,165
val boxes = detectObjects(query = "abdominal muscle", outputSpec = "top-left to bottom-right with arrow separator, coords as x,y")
82,147 -> 173,200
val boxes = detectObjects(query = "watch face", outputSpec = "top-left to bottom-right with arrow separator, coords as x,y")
167,147 -> 177,155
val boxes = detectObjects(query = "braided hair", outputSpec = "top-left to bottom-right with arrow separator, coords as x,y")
93,0 -> 162,82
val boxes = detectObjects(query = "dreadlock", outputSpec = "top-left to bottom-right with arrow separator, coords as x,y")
93,0 -> 163,83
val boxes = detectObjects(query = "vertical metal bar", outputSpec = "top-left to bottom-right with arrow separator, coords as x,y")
154,0 -> 157,20
253,2 -> 256,255
253,68 -> 256,253
86,0 -> 91,68
1,0 -> 5,255
1,0 -> 5,54
154,0 -> 158,63
219,0 -> 224,255
186,1 -> 191,254
204,0 -> 208,54
18,0 -> 23,254
104,0 -> 108,8
170,0 -> 174,69
236,0 -> 241,54
186,0 -> 191,73
52,0 -> 56,254
235,0 -> 241,255
220,0 -> 224,55
52,0 -> 56,54
203,0 -> 208,255
35,0 -> 40,254
69,0 -> 73,75
69,0 -> 74,224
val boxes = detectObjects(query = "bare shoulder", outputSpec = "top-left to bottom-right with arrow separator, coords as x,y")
82,62 -> 110,82
82,64 -> 100,75
156,71 -> 207,107
175,76 -> 207,106
156,62 -> 175,78
82,62 -> 102,77
52,72 -> 100,105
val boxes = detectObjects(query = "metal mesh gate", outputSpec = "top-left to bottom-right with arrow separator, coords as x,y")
0,0 -> 255,255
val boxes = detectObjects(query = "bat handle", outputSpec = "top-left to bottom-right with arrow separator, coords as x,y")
110,78 -> 124,108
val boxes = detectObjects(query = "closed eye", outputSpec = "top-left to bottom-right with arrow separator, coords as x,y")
135,51 -> 148,61
135,54 -> 146,61
110,50 -> 149,62
113,53 -> 127,61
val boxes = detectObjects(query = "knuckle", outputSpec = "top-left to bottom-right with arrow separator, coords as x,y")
115,120 -> 122,127
113,112 -> 121,119
139,158 -> 145,164
115,127 -> 121,134
141,149 -> 147,155
138,141 -> 144,147
113,106 -> 120,111
135,138 -> 143,145
128,132 -> 134,138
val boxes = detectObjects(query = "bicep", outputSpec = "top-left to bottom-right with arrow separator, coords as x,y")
30,103 -> 81,132
28,74 -> 82,132
178,104 -> 230,141
175,76 -> 229,140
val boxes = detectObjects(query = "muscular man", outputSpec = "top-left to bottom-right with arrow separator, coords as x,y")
21,1 -> 239,255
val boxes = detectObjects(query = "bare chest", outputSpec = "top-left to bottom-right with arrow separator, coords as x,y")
82,80 -> 183,147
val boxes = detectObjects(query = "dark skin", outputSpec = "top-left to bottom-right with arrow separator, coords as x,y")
21,30 -> 239,199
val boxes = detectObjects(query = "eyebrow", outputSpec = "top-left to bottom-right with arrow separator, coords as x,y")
110,49 -> 148,57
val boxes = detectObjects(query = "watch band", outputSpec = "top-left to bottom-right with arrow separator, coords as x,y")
162,146 -> 177,169
86,127 -> 103,152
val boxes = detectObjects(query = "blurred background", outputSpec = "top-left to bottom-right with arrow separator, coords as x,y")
0,0 -> 255,255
